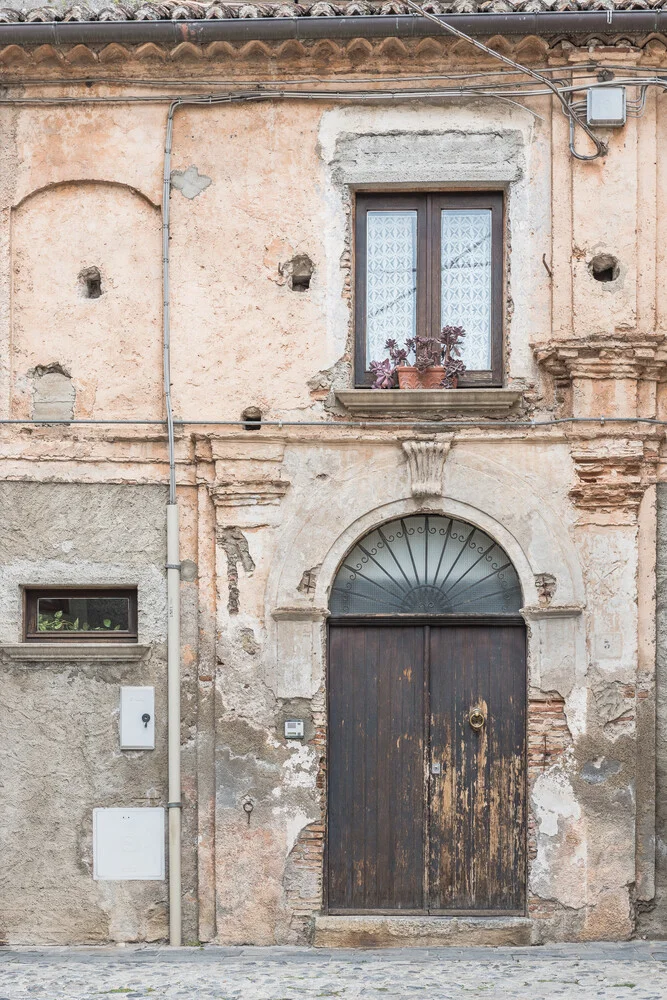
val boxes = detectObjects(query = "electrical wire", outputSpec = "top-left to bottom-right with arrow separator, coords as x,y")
402,0 -> 607,160
2,416 -> 667,429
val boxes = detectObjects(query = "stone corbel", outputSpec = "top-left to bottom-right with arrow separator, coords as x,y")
272,606 -> 330,622
521,605 -> 584,621
402,436 -> 454,497
209,480 -> 290,508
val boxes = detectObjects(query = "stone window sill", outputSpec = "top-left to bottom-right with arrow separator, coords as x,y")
0,643 -> 151,663
335,388 -> 522,417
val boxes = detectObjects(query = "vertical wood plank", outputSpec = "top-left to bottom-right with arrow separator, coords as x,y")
428,623 -> 526,911
328,623 -> 425,910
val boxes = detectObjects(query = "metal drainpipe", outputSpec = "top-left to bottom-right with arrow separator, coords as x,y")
0,11 -> 665,47
163,100 -> 182,948
0,10 -> 667,46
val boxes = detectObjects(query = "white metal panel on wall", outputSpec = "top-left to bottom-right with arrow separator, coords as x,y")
93,807 -> 165,880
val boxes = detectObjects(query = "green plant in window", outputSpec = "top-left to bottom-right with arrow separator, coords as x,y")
38,610 -> 121,632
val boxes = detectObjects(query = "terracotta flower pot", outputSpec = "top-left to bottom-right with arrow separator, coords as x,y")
396,366 -> 456,390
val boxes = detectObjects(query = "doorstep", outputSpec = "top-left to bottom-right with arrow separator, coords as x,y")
313,914 -> 532,948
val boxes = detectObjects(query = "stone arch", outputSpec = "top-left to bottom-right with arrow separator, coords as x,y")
328,511 -> 524,617
12,178 -> 159,212
269,449 -> 584,615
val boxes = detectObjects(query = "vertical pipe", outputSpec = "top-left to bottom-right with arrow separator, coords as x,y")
163,100 -> 182,947
167,502 -> 182,946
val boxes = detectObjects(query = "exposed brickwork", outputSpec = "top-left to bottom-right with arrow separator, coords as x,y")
527,693 -> 573,919
528,692 -> 573,787
284,723 -> 327,942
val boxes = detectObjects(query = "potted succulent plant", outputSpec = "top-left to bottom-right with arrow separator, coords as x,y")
370,326 -> 467,390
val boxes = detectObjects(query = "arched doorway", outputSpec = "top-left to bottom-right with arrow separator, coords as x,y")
327,514 -> 526,915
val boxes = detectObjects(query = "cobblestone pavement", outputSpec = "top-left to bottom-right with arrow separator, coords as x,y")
2,944 -> 667,1000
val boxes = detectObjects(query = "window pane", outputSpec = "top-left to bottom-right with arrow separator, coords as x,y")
366,210 -> 417,364
441,209 -> 492,370
37,597 -> 130,633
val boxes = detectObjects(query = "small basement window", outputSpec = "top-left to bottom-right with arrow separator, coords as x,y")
24,588 -> 138,643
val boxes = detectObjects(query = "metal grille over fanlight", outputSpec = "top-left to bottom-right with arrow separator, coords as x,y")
330,515 -> 522,616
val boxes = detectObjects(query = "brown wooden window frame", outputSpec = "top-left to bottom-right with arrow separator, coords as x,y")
24,587 -> 138,643
354,192 -> 504,388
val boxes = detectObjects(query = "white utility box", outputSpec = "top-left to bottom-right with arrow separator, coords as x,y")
586,87 -> 626,127
284,719 -> 305,739
120,686 -> 155,750
93,807 -> 165,880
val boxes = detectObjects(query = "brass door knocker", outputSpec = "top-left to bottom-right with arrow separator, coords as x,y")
469,707 -> 486,732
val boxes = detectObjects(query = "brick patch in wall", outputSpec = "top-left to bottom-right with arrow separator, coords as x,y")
283,723 -> 327,942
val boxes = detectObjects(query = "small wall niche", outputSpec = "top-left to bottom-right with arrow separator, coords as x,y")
241,406 -> 262,431
32,365 -> 75,421
589,254 -> 620,283
79,266 -> 102,299
280,254 -> 314,292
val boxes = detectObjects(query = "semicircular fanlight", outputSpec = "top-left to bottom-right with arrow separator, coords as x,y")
329,514 -> 522,616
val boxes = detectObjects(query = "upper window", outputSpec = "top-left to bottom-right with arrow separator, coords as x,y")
354,192 -> 503,386
24,588 -> 138,643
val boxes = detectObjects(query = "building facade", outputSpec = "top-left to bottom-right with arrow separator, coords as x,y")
1,0 -> 667,948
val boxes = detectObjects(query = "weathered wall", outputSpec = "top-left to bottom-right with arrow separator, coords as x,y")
0,32 -> 665,947
639,482 -> 667,937
0,483 -> 175,945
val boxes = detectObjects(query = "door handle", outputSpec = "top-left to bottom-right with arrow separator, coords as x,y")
469,708 -> 486,732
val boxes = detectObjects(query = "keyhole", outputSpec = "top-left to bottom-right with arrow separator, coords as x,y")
142,713 -> 151,728
243,799 -> 254,826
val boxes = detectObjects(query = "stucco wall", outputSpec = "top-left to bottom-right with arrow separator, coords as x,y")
0,483 -> 173,945
639,482 -> 667,937
0,34 -> 664,947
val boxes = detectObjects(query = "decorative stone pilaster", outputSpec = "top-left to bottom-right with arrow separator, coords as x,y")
568,437 -> 659,524
206,437 -> 291,613
209,480 -> 290,508
532,334 -> 667,419
271,605 -> 329,699
402,436 -> 453,497
207,438 -> 290,527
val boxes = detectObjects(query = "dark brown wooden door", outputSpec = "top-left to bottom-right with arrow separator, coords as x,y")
428,624 -> 526,912
327,625 -> 426,911
327,620 -> 526,914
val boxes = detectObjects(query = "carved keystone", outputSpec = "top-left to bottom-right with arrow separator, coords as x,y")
402,438 -> 453,497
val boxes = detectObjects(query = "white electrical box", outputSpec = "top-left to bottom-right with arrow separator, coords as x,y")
120,686 -> 155,750
587,87 -> 626,128
284,719 -> 305,739
93,807 -> 165,880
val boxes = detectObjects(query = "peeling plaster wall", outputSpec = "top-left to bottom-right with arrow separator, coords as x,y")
0,43 -> 664,947
640,482 -> 667,936
0,483 -> 175,945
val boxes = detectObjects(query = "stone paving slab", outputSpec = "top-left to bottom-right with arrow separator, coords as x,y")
1,945 -> 667,1000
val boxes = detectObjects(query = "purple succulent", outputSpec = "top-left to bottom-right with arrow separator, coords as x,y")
370,358 -> 396,390
368,327 -> 467,388
440,325 -> 465,363
441,357 -> 466,388
384,338 -> 408,366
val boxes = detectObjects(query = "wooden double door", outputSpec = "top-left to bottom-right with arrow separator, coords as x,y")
327,620 -> 526,914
